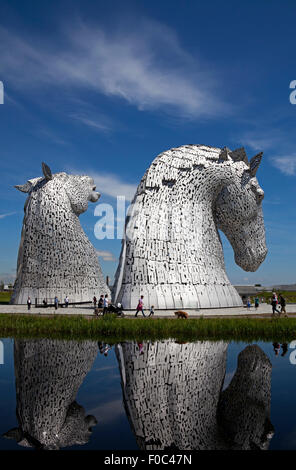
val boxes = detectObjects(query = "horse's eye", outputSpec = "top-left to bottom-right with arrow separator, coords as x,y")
92,186 -> 96,191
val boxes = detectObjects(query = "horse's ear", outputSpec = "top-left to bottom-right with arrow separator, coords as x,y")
42,162 -> 53,181
218,147 -> 230,162
2,427 -> 22,441
14,182 -> 32,193
229,147 -> 249,165
249,152 -> 263,176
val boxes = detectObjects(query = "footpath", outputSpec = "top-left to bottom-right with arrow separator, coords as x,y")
0,303 -> 295,318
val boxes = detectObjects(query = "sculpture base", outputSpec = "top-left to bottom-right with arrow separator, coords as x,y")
114,284 -> 243,310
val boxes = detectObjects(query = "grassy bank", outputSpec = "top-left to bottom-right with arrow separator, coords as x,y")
0,292 -> 11,304
0,314 -> 296,342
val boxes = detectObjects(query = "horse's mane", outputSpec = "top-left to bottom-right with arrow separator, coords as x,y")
135,144 -> 222,197
154,144 -> 221,167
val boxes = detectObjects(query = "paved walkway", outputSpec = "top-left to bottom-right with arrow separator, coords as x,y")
0,303 -> 295,318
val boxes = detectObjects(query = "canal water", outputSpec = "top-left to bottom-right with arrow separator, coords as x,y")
0,337 -> 295,450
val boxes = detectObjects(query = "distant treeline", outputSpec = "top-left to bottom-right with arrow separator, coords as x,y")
252,291 -> 296,303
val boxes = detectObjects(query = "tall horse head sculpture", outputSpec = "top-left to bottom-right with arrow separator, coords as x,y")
116,341 -> 274,450
11,163 -> 109,304
113,144 -> 267,309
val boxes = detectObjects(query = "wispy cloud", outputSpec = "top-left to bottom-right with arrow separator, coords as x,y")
70,113 -> 111,133
270,155 -> 296,175
97,250 -> 117,262
0,212 -> 16,220
69,169 -> 137,201
235,130 -> 283,152
0,19 -> 228,118
92,172 -> 137,201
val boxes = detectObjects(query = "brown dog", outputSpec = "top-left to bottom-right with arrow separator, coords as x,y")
174,310 -> 189,319
94,307 -> 103,316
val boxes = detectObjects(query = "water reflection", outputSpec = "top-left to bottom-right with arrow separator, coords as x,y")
4,339 -> 98,449
2,338 -> 275,450
116,341 -> 274,450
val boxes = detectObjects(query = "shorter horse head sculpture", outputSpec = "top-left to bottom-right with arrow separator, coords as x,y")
15,162 -> 100,214
12,163 -> 109,305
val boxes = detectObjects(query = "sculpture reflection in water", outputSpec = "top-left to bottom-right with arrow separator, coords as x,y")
4,339 -> 98,449
116,341 -> 274,450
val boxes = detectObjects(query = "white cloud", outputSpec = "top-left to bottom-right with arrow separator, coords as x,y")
235,129 -> 284,152
92,172 -> 137,201
97,250 -> 117,262
270,155 -> 296,175
0,19 -> 227,118
69,169 -> 136,201
0,212 -> 16,220
70,113 -> 111,133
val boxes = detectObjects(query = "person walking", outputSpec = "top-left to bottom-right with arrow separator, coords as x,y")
64,296 -> 69,308
254,296 -> 259,310
148,305 -> 155,317
103,294 -> 109,315
278,293 -> 288,317
93,295 -> 97,308
137,342 -> 144,355
247,297 -> 251,310
281,343 -> 288,357
135,295 -> 145,317
98,295 -> 104,308
27,296 -> 31,311
54,296 -> 59,310
273,342 -> 281,356
271,292 -> 281,316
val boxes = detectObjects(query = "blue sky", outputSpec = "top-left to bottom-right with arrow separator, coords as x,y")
0,0 -> 295,286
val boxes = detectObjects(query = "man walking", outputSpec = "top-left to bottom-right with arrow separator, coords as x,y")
103,294 -> 109,315
278,293 -> 288,317
27,296 -> 31,311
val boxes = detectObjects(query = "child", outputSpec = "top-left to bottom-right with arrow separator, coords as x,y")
148,305 -> 154,317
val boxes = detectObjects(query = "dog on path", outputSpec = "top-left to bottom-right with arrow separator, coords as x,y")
174,310 -> 189,319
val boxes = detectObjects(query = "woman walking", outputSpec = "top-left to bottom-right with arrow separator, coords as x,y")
271,292 -> 281,316
135,295 -> 145,317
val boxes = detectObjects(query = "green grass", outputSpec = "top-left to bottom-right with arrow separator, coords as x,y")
0,314 -> 296,342
0,292 -> 11,304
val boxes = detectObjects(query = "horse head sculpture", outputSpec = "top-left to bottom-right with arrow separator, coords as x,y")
3,339 -> 98,450
113,144 -> 267,309
116,341 -> 274,450
215,148 -> 267,272
11,163 -> 109,304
